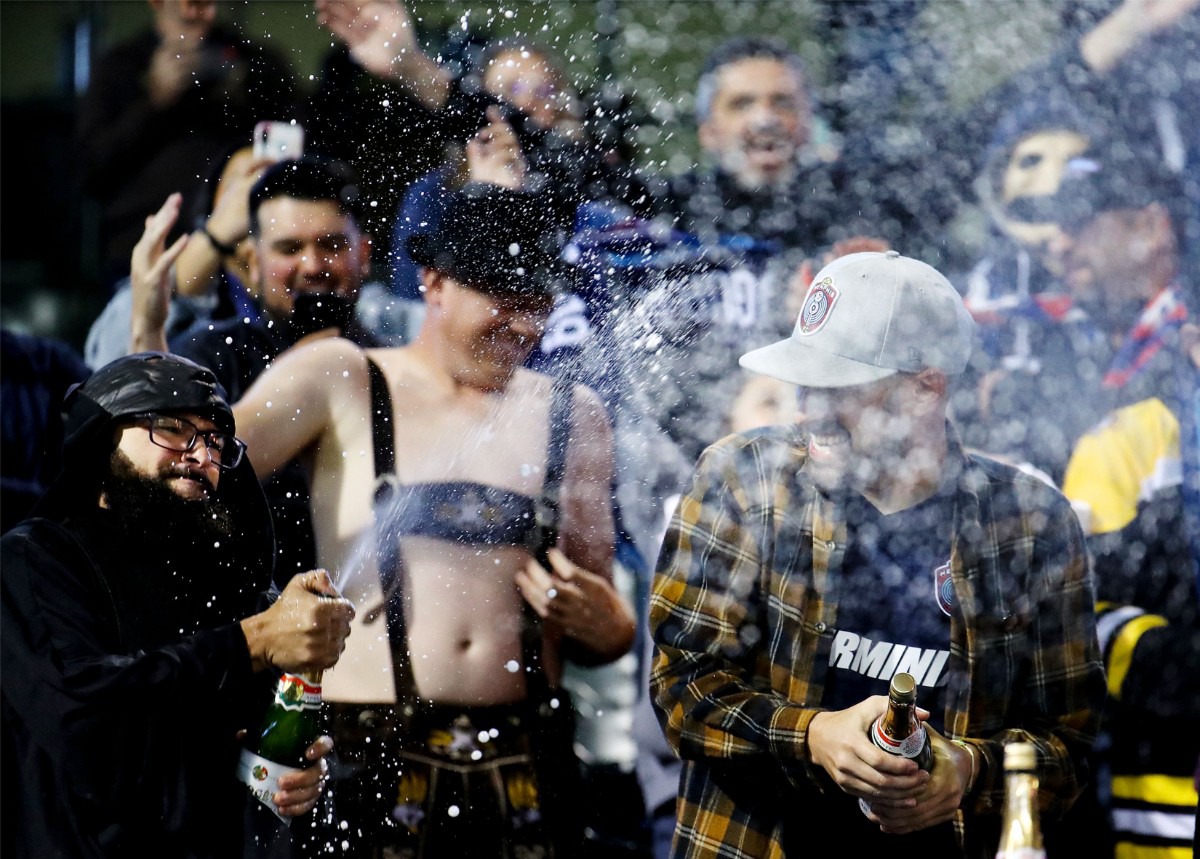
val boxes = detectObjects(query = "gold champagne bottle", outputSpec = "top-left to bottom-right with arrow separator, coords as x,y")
236,671 -> 324,821
859,672 -> 933,816
995,742 -> 1046,859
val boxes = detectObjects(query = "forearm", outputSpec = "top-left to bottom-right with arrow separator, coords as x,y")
239,612 -> 272,673
131,316 -> 169,353
563,587 -> 635,666
1079,2 -> 1151,73
174,230 -> 228,299
650,630 -> 822,767
651,552 -> 821,778
385,49 -> 451,110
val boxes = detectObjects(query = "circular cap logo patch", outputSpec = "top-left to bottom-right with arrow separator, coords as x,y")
799,277 -> 839,335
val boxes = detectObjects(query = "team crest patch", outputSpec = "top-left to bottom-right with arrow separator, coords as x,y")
799,277 -> 839,335
934,561 -> 954,617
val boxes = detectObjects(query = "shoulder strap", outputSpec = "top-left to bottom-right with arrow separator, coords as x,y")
364,354 -> 401,608
523,376 -> 576,693
366,356 -> 395,481
529,375 -> 575,567
360,356 -> 418,699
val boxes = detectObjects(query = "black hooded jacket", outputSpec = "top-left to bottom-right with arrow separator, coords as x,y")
1,353 -> 277,858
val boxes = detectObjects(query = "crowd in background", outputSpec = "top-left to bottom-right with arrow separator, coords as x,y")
2,0 -> 1199,857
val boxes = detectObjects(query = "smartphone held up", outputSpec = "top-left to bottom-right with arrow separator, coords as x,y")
253,121 -> 304,163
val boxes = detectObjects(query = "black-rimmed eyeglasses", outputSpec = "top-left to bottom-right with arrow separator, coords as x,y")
133,413 -> 246,470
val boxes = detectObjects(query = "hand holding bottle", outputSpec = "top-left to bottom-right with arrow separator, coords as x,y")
808,695 -> 930,804
241,569 -> 355,673
238,674 -> 332,820
271,735 -> 333,817
866,723 -> 977,834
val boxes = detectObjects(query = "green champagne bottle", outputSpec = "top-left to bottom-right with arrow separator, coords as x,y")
236,671 -> 323,820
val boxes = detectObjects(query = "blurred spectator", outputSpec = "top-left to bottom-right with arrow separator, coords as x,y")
727,375 -> 799,436
813,1 -> 968,269
0,330 -> 90,534
957,2 -> 1199,482
1051,138 -> 1198,627
84,145 -> 270,370
1048,136 -> 1199,859
310,0 -> 651,272
629,36 -> 841,467
956,99 -> 1112,481
386,37 -> 641,302
635,25 -> 900,462
962,0 -> 1200,258
77,0 -> 296,282
1084,601 -> 1200,859
131,156 -> 379,583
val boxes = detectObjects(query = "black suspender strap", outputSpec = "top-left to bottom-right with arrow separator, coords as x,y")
522,376 -> 575,692
361,358 -> 417,697
366,357 -> 395,481
528,375 -> 575,568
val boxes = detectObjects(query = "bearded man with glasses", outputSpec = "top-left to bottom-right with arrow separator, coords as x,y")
1,352 -> 355,859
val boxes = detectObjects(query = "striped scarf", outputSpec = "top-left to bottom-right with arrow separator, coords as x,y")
1102,284 -> 1189,389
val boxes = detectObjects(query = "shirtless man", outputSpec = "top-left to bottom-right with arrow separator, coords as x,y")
232,184 -> 635,857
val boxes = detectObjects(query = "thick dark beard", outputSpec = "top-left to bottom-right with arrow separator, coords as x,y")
102,449 -> 235,548
98,450 -> 250,647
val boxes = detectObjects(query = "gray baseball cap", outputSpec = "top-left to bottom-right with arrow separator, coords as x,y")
739,250 -> 975,388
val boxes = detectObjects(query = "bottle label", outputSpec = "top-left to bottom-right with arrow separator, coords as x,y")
996,851 -> 1047,859
237,747 -> 301,823
872,717 -> 928,759
274,673 -> 322,713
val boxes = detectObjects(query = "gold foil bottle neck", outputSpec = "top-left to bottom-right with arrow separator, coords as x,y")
1004,741 -> 1037,772
889,672 -> 917,704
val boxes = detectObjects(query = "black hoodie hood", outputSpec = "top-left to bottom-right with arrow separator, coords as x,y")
34,352 -> 275,579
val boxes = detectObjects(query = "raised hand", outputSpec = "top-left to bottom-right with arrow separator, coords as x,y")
130,193 -> 189,353
314,0 -> 450,107
203,153 -> 272,255
315,0 -> 416,78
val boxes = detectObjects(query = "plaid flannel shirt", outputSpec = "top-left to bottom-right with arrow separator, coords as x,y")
650,423 -> 1104,859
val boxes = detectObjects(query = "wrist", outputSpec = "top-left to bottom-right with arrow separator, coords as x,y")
952,739 -> 980,804
239,613 -> 270,673
200,225 -> 240,257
